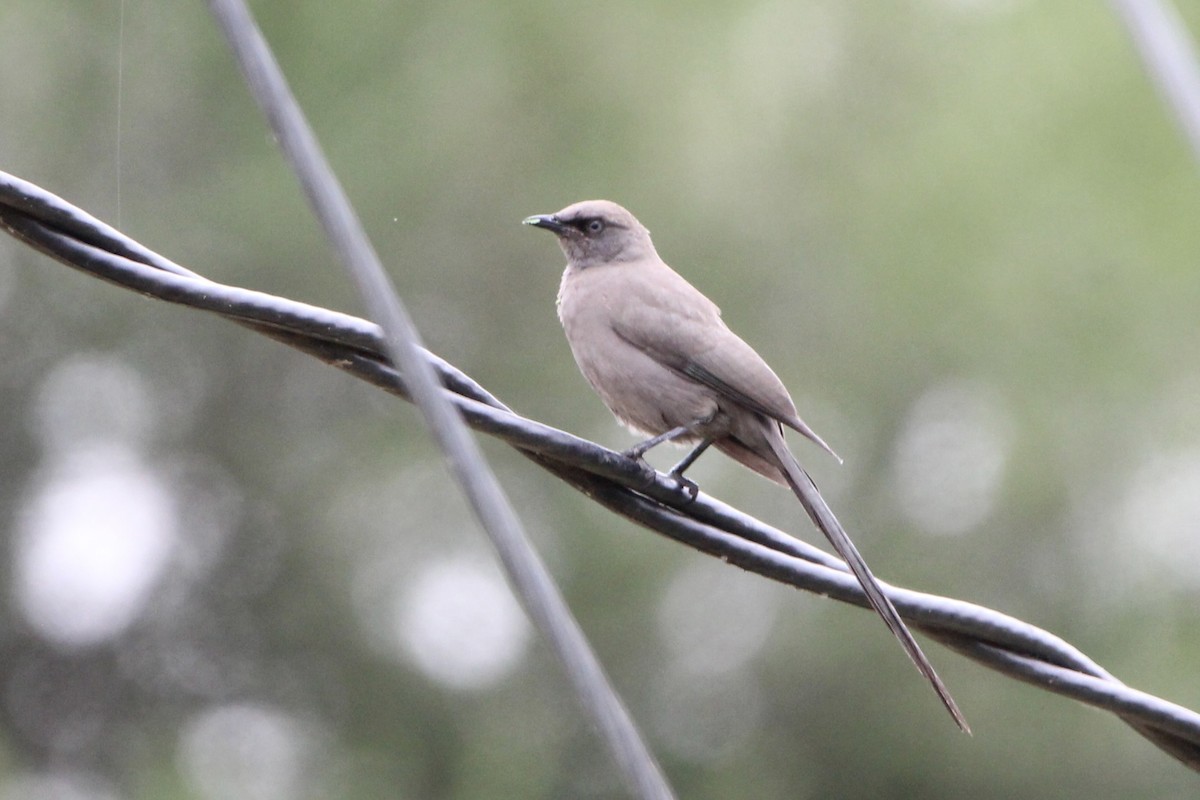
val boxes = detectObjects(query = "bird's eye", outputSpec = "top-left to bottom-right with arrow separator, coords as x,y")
586,219 -> 605,234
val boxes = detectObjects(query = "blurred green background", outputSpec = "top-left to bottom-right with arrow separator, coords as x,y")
3,1 -> 1200,797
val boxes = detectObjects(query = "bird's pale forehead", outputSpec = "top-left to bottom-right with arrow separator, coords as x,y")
556,200 -> 630,222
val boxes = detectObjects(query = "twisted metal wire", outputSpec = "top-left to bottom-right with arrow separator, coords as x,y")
3,170 -> 1200,772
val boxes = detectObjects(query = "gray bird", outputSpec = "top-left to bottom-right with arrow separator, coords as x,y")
525,199 -> 968,732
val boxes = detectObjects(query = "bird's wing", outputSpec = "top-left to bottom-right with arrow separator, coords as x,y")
605,269 -> 790,421
683,337 -> 841,461
678,351 -> 792,422
608,265 -> 840,459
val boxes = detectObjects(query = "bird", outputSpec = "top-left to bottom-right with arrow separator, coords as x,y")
524,199 -> 968,733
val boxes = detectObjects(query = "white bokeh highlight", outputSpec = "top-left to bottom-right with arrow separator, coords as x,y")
15,356 -> 178,650
14,446 -> 178,649
890,379 -> 1014,536
33,356 -> 155,454
177,704 -> 321,800
1119,449 -> 1200,588
396,557 -> 532,690
656,560 -> 781,676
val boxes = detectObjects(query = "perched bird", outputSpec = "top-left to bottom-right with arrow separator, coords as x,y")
524,200 -> 968,732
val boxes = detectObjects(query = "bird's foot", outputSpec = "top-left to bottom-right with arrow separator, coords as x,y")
667,472 -> 699,503
621,444 -> 699,502
619,448 -> 659,491
621,444 -> 652,462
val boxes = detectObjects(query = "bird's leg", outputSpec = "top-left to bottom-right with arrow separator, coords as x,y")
623,413 -> 720,503
667,439 -> 712,479
622,410 -> 720,461
663,440 -> 712,502
623,425 -> 695,460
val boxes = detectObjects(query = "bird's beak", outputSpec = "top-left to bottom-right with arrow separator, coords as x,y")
523,214 -> 567,235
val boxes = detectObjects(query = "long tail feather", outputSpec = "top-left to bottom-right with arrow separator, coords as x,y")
763,422 -> 970,733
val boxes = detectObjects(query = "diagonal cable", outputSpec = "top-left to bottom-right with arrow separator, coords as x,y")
1111,0 -> 1200,165
3,170 -> 1200,771
197,2 -> 675,798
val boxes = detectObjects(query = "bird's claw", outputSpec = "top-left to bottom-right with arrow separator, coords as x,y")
668,472 -> 699,503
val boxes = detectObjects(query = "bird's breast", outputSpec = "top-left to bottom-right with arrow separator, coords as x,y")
557,265 -> 722,437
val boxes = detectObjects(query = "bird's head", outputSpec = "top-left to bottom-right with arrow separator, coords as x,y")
524,200 -> 656,269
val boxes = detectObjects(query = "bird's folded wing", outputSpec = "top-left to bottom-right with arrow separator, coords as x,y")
608,281 -> 841,460
677,360 -> 791,423
609,297 -> 799,427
